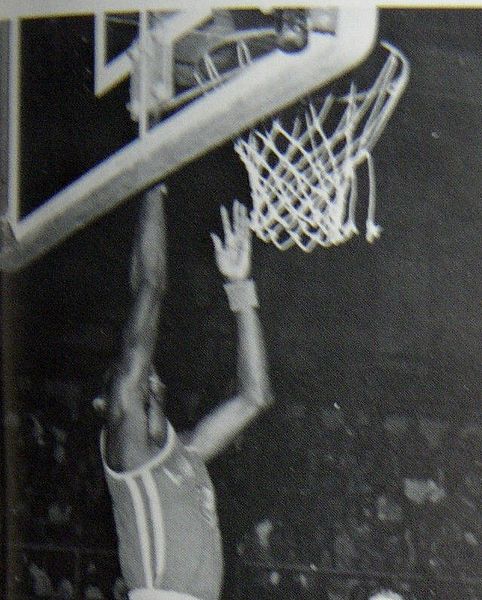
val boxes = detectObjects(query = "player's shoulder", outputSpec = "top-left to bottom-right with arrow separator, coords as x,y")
102,421 -> 180,480
177,430 -> 206,462
165,425 -> 203,465
179,438 -> 198,457
177,429 -> 191,447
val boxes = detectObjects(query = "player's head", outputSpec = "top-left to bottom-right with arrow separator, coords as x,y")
92,364 -> 166,416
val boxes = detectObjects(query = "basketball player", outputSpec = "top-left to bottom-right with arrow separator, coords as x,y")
100,184 -> 272,600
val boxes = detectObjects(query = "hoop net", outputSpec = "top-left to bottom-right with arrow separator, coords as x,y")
235,42 -> 409,251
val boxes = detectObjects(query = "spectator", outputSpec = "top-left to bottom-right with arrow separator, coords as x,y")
238,518 -> 275,562
29,562 -> 54,598
334,521 -> 358,570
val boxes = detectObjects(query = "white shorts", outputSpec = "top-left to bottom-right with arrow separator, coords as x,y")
129,590 -> 202,600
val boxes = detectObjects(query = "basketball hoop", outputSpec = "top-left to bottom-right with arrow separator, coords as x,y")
235,42 -> 409,251
0,3 -> 379,271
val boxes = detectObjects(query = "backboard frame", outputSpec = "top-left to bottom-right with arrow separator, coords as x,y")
0,1 -> 378,272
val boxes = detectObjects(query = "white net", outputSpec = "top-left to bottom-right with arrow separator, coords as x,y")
235,42 -> 410,251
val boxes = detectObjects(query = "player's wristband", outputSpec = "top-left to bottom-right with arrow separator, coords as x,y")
224,279 -> 259,312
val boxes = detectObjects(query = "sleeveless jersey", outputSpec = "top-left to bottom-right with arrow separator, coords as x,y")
101,424 -> 223,600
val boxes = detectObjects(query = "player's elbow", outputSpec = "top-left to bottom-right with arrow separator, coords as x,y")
260,385 -> 275,409
244,379 -> 274,410
264,385 -> 275,408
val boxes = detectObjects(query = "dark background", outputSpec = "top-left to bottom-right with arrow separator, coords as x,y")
2,8 -> 481,600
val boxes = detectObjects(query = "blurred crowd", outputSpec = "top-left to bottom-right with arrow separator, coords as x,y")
3,384 -> 481,599
235,407 -> 482,599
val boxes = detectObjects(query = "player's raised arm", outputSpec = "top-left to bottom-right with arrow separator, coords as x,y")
105,184 -> 168,471
185,201 -> 273,461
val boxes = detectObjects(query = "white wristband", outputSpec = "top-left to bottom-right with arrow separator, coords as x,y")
224,279 -> 259,312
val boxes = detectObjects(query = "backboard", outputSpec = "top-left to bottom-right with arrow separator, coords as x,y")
0,1 -> 378,272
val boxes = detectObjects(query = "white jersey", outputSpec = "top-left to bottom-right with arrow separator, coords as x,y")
101,424 -> 223,600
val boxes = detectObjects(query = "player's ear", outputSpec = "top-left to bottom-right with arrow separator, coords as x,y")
92,363 -> 117,415
92,395 -> 107,414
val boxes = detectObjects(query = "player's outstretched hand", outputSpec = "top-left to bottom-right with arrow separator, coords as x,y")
211,200 -> 252,281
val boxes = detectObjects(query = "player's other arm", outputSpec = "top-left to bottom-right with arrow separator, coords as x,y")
186,201 -> 273,462
105,184 -> 168,472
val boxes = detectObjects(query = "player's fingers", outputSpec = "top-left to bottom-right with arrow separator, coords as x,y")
244,223 -> 252,245
240,202 -> 248,233
210,233 -> 223,256
220,205 -> 232,238
234,201 -> 247,242
239,203 -> 249,230
237,202 -> 244,232
243,237 -> 252,261
242,207 -> 250,236
238,201 -> 247,222
239,215 -> 249,245
234,199 -> 242,231
230,201 -> 237,237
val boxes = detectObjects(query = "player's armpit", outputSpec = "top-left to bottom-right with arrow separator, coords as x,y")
105,397 -> 168,472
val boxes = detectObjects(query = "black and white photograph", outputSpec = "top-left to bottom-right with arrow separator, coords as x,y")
1,2 -> 481,599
